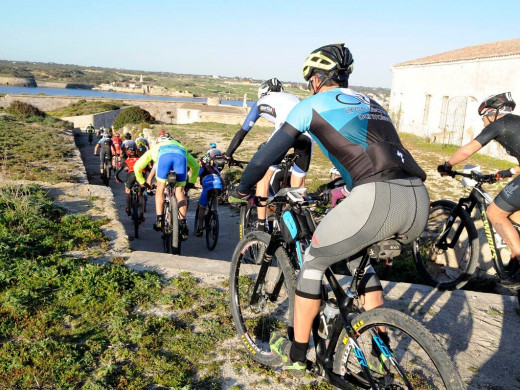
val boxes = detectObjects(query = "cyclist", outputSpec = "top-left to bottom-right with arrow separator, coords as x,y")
93,132 -> 116,179
115,146 -> 147,221
438,92 -> 520,282
230,43 -> 429,376
206,142 -> 226,171
121,132 -> 137,165
194,153 -> 224,237
112,132 -> 123,168
136,132 -> 150,149
225,78 -> 313,232
86,123 -> 95,133
134,133 -> 199,240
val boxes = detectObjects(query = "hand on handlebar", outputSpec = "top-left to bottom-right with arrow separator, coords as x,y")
496,169 -> 513,179
437,161 -> 454,177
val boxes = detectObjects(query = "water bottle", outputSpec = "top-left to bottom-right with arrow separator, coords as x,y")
317,300 -> 340,339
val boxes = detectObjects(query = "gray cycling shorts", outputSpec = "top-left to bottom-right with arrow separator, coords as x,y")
494,175 -> 520,213
296,177 -> 430,299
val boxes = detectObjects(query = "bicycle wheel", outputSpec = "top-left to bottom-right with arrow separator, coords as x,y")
170,196 -> 181,255
205,210 -> 219,250
239,203 -> 257,240
162,201 -> 172,254
229,231 -> 297,366
333,308 -> 464,390
412,200 -> 479,290
132,192 -> 140,239
103,159 -> 110,186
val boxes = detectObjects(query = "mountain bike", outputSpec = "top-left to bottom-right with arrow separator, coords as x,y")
229,188 -> 464,389
238,153 -> 299,240
412,168 -> 520,290
162,172 -> 182,255
194,188 -> 220,250
219,158 -> 249,206
129,181 -> 144,239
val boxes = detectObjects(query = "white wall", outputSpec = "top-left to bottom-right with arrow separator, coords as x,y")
389,55 -> 520,161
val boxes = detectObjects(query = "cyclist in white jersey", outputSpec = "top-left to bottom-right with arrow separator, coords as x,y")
224,78 -> 313,231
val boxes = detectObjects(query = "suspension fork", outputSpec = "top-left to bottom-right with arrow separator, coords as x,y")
248,237 -> 280,305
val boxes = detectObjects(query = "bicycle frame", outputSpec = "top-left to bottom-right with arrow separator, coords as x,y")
443,182 -> 511,280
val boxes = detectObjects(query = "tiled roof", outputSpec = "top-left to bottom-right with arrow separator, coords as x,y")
394,38 -> 520,67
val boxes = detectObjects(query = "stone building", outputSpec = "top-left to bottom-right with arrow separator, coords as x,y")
388,38 -> 520,160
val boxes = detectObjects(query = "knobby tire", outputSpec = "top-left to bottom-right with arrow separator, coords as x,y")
229,231 -> 297,366
412,200 -> 479,290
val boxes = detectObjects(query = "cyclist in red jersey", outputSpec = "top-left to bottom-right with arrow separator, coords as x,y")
115,146 -> 149,221
112,132 -> 123,168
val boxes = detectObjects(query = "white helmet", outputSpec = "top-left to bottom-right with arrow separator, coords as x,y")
258,78 -> 284,99
329,167 -> 340,177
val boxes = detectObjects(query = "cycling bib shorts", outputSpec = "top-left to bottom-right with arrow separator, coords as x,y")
156,145 -> 187,185
199,174 -> 223,207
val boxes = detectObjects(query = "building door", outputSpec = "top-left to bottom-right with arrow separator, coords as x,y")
442,96 -> 468,145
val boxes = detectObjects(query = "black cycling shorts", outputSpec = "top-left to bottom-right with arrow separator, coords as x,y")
494,175 -> 520,213
292,134 -> 313,173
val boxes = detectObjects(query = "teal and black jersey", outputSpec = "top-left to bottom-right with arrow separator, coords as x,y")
238,88 -> 426,194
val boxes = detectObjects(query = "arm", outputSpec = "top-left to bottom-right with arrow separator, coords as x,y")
115,162 -> 127,182
94,143 -> 99,154
225,102 -> 260,157
133,150 -> 153,185
186,152 -> 200,184
237,125 -> 300,194
445,140 -> 483,168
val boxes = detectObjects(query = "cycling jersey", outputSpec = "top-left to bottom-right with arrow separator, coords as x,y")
475,114 -> 520,163
225,91 -> 301,157
112,136 -> 123,154
97,137 -> 113,148
238,88 -> 425,193
199,165 -> 223,207
133,139 -> 198,186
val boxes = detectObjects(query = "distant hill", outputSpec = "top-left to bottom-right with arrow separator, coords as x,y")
0,59 -> 390,105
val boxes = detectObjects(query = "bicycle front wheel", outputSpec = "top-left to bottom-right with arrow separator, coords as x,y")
132,192 -> 140,239
239,203 -> 257,240
229,232 -> 297,366
205,210 -> 219,250
333,308 -> 465,390
162,201 -> 172,254
412,200 -> 479,290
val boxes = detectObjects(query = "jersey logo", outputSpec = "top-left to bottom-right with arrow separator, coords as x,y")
396,150 -> 404,163
335,91 -> 370,106
258,104 -> 276,117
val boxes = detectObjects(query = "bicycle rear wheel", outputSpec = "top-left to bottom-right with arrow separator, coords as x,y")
205,210 -> 219,250
170,197 -> 181,255
132,191 -> 140,239
412,200 -> 479,290
162,200 -> 172,254
333,308 -> 464,390
229,231 -> 297,366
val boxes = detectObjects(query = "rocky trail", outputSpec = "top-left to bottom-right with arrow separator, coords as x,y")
42,128 -> 520,389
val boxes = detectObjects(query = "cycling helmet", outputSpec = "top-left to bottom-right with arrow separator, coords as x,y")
158,130 -> 166,136
139,133 -> 144,138
478,92 -> 516,116
126,146 -> 137,156
125,132 -> 132,140
156,133 -> 173,144
209,142 -> 217,148
200,153 -> 212,165
258,78 -> 284,99
302,43 -> 354,83
329,167 -> 340,177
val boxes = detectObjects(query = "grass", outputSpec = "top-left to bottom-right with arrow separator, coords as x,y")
46,100 -> 126,117
0,115 -> 79,182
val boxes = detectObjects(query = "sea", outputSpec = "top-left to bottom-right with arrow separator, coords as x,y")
0,85 -> 254,107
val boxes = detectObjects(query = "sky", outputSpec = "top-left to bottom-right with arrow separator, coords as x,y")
1,0 -> 520,88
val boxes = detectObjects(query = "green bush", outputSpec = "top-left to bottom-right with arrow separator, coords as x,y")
112,106 -> 155,130
5,100 -> 46,118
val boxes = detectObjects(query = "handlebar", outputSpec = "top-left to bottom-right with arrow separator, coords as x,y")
448,170 -> 499,185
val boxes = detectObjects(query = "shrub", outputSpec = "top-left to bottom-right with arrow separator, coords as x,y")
5,100 -> 46,118
112,106 -> 155,130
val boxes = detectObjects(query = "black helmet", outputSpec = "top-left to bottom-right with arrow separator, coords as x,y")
125,132 -> 132,140
302,43 -> 354,83
258,78 -> 284,99
126,146 -> 137,156
478,92 -> 516,116
200,153 -> 212,165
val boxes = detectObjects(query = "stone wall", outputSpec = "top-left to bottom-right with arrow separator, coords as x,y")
0,76 -> 36,87
61,108 -> 128,130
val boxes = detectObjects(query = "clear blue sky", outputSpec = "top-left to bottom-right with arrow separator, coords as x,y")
1,0 -> 519,88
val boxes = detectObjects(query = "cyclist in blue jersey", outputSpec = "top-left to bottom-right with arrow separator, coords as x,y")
225,78 -> 313,231
438,92 -> 520,282
230,43 -> 429,376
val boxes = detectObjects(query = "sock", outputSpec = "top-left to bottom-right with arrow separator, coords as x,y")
290,340 -> 308,364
